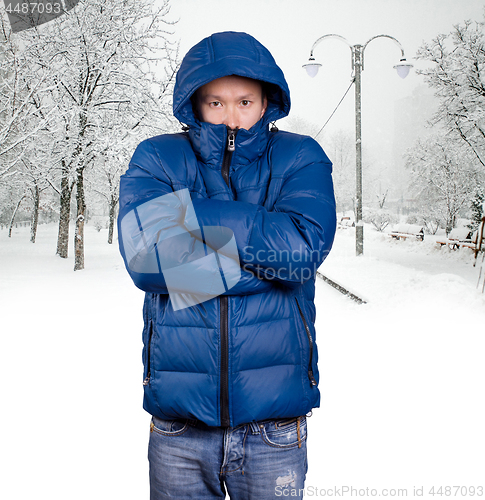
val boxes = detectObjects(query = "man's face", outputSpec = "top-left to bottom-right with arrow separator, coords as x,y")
195,75 -> 267,130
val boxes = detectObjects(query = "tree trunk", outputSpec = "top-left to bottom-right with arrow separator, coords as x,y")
446,212 -> 456,236
73,110 -> 88,270
8,195 -> 25,237
74,167 -> 86,271
107,195 -> 118,244
30,184 -> 40,243
56,162 -> 72,258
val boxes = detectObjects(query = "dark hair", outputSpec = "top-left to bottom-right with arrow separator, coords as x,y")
261,82 -> 270,103
190,92 -> 200,120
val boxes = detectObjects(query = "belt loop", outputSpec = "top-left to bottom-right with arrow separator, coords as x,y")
297,416 -> 301,448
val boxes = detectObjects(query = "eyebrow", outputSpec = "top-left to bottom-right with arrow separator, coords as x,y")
201,93 -> 257,101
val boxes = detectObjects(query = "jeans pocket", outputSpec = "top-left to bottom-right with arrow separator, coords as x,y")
259,416 -> 307,448
150,416 -> 189,436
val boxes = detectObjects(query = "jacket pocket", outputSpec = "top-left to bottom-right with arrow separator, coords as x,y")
143,320 -> 154,386
294,297 -> 317,387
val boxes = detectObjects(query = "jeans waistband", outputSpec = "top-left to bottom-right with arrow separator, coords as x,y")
184,414 -> 307,434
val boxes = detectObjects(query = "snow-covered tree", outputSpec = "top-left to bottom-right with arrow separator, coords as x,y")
364,207 -> 396,232
416,16 -> 485,168
468,189 -> 484,231
10,0 -> 178,269
325,130 -> 355,213
0,12 -> 55,180
87,140 -> 131,245
405,135 -> 480,235
322,128 -> 379,216
282,115 -> 320,138
19,153 -> 53,242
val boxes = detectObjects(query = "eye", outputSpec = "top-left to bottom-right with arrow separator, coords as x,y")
240,100 -> 250,107
210,101 -> 222,108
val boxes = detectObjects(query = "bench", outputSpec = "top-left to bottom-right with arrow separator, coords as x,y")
390,224 -> 425,241
338,216 -> 355,229
436,228 -> 473,250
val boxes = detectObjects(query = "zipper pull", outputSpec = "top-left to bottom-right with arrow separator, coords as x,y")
143,374 -> 150,386
227,129 -> 236,152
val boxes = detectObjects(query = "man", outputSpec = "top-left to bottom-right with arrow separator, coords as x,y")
118,31 -> 336,499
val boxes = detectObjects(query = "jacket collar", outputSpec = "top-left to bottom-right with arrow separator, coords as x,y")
188,118 -> 271,169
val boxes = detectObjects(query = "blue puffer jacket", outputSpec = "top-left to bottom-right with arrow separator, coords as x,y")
118,32 -> 336,427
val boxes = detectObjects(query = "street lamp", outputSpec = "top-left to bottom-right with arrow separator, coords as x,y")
303,34 -> 413,256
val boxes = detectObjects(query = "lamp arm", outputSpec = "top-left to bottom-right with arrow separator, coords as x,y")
362,34 -> 406,59
309,33 -> 353,58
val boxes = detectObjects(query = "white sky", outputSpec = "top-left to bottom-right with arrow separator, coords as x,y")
167,0 -> 485,168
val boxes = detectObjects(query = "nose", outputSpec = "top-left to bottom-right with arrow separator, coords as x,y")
224,106 -> 238,130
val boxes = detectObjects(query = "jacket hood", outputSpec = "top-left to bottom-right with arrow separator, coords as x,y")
173,31 -> 291,128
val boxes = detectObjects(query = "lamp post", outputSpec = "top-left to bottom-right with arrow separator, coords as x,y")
303,34 -> 413,256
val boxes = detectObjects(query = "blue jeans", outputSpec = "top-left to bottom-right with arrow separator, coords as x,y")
148,414 -> 308,499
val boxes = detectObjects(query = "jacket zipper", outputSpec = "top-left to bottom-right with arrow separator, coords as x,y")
222,127 -> 236,185
220,295 -> 229,426
143,320 -> 154,386
295,297 -> 317,387
220,127 -> 237,427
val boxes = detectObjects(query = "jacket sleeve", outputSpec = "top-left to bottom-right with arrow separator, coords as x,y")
190,136 -> 336,286
117,137 -> 275,297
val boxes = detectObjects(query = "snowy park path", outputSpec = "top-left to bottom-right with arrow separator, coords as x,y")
1,223 -> 484,499
309,228 -> 485,494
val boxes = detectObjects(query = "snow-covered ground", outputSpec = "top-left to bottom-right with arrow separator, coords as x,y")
1,223 -> 484,499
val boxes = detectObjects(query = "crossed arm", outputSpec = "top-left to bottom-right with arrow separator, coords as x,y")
117,135 -> 336,298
